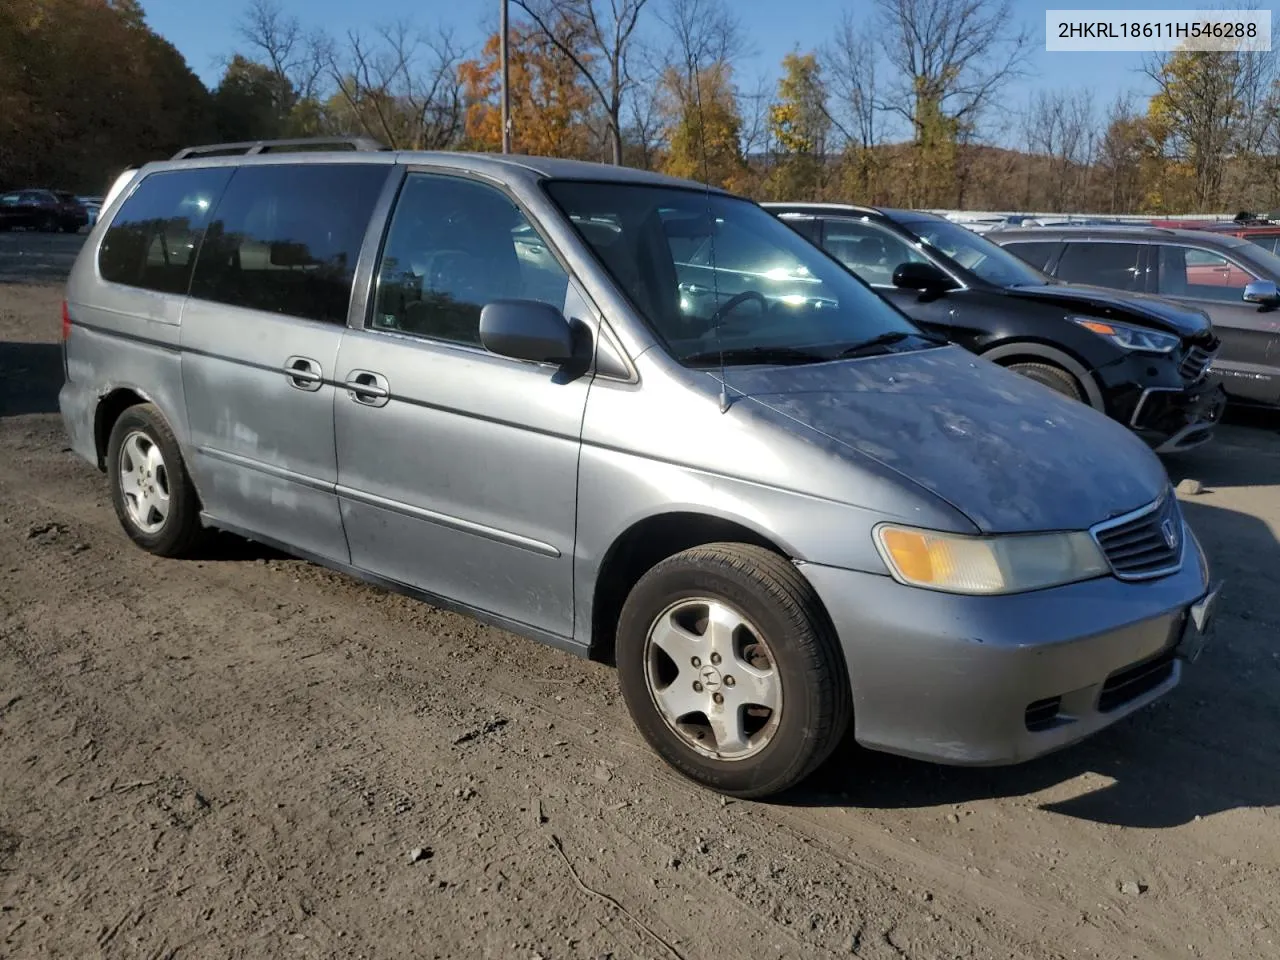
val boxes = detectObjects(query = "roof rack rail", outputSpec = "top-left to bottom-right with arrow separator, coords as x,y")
170,136 -> 389,160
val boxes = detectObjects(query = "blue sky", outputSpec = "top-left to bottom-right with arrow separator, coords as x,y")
139,0 -> 1198,137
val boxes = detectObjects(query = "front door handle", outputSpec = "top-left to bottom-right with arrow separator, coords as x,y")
283,355 -> 323,391
344,370 -> 390,407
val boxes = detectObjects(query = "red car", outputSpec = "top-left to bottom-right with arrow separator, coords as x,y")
1150,218 -> 1280,257
0,189 -> 89,233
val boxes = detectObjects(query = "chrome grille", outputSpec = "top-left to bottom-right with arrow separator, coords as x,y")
1092,495 -> 1184,580
1179,344 -> 1216,382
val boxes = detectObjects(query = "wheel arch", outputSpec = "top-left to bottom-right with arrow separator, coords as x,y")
587,510 -> 828,665
93,386 -> 156,470
979,339 -> 1105,410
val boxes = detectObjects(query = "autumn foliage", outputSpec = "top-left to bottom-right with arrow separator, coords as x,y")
459,20 -> 595,159
3,0 -> 1280,214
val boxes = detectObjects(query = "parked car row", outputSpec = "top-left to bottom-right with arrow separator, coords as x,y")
60,139 -> 1221,799
0,189 -> 91,233
765,204 -> 1229,451
987,225 -> 1280,408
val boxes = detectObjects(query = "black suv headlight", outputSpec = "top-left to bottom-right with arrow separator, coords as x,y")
1070,316 -> 1180,354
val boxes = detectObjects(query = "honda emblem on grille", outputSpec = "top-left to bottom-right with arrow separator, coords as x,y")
1161,518 -> 1179,549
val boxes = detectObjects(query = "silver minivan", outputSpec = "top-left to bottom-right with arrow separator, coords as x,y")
59,139 -> 1220,798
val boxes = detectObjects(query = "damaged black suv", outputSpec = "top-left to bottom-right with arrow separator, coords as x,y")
766,203 -> 1226,453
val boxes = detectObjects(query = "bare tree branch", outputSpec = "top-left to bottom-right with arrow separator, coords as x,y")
512,0 -> 653,164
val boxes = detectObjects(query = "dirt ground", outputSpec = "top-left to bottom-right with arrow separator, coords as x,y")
2,262 -> 1279,959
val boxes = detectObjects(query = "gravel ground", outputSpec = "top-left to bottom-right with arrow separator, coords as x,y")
2,262 -> 1279,959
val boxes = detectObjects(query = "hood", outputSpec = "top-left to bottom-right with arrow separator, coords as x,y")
725,346 -> 1169,534
1005,283 -> 1213,339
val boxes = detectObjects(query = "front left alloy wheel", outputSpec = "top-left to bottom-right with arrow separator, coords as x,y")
616,542 -> 851,799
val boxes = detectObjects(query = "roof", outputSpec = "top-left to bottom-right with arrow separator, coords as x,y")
145,147 -> 728,194
987,224 -> 1226,241
761,202 -> 949,224
985,224 -> 1270,255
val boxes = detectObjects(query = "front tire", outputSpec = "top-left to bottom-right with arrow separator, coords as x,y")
106,404 -> 205,557
616,543 -> 851,799
1006,361 -> 1086,403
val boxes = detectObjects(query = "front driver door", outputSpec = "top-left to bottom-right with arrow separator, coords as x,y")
332,170 -> 592,640
1153,243 -> 1280,405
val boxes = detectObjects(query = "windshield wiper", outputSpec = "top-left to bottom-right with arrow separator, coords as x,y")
836,330 -> 946,358
682,345 -> 833,367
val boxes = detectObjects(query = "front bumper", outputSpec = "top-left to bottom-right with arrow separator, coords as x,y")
801,522 -> 1217,766
1130,379 -> 1227,453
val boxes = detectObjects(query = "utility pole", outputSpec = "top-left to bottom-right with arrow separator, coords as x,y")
500,0 -> 511,153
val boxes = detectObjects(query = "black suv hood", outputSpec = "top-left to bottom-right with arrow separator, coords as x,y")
1003,283 -> 1213,339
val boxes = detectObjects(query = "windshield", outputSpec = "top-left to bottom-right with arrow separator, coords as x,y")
901,217 -> 1051,287
544,181 -> 930,365
1224,236 -> 1280,276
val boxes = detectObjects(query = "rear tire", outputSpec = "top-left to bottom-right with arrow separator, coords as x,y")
1006,361 -> 1086,403
106,404 -> 205,558
39,215 -> 58,233
616,542 -> 851,799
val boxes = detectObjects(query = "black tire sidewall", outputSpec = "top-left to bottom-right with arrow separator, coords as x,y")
616,552 -> 840,798
106,406 -> 200,557
1008,362 -> 1084,402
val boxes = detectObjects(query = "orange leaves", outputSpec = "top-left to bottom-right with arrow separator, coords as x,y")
459,20 -> 595,158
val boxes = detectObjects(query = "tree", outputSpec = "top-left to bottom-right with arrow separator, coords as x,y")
1096,95 -> 1154,214
1145,42 -> 1254,210
325,24 -> 464,150
512,0 -> 653,165
0,0 -> 213,193
213,55 -> 296,141
766,52 -> 829,198
459,20 -> 596,158
1023,89 -> 1097,210
823,13 -> 883,200
660,63 -> 746,189
876,0 -> 1031,205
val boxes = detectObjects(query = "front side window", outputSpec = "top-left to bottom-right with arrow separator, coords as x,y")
1156,245 -> 1259,301
371,173 -> 570,347
544,180 -> 927,365
1055,242 -> 1145,291
900,218 -> 1050,287
98,168 -> 231,295
819,218 -> 928,286
190,163 -> 389,324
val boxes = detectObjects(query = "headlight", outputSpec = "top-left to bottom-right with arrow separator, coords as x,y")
1070,316 -> 1179,354
874,525 -> 1109,595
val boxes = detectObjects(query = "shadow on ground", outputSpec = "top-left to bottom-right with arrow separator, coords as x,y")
0,342 -> 62,417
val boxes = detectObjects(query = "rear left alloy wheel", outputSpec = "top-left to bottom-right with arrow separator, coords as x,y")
106,404 -> 205,557
616,543 -> 851,799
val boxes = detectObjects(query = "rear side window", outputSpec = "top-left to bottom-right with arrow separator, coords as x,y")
98,169 -> 231,295
1055,242 -> 1145,291
191,164 -> 389,324
1001,240 -> 1059,271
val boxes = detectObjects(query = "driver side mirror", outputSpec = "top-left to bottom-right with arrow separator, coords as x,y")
1243,279 -> 1279,307
892,261 -> 956,293
479,299 -> 575,364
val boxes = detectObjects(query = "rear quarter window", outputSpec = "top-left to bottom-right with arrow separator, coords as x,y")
98,168 -> 232,295
189,163 -> 389,324
1000,240 -> 1060,271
